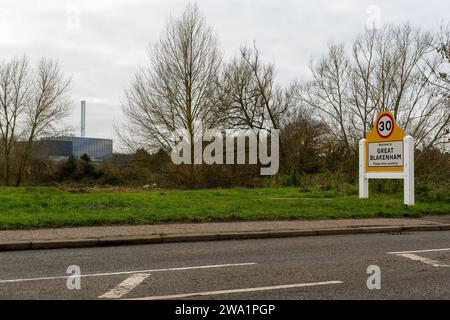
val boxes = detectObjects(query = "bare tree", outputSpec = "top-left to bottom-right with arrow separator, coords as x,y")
0,57 -> 70,186
121,4 -> 222,154
297,43 -> 352,151
297,24 -> 450,154
425,23 -> 450,94
16,59 -> 70,187
219,45 -> 293,131
426,23 -> 450,150
0,57 -> 30,186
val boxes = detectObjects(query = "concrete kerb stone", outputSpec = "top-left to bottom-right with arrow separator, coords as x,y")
31,239 -> 99,249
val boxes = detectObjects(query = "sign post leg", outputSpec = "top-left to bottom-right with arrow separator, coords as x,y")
359,139 -> 368,198
403,135 -> 414,205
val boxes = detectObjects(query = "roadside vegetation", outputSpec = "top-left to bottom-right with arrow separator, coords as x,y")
0,186 -> 448,230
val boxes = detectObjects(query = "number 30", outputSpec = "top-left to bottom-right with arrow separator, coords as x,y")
379,120 -> 391,132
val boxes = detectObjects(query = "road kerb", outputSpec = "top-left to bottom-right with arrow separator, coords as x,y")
357,226 -> 403,233
31,239 -> 99,249
402,225 -> 442,232
99,235 -> 162,246
269,229 -> 317,238
1,223 -> 449,252
316,227 -> 361,235
0,241 -> 31,251
162,233 -> 218,243
240,231 -> 272,239
216,231 -> 271,241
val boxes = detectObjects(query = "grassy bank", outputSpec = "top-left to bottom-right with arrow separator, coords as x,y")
0,187 -> 449,230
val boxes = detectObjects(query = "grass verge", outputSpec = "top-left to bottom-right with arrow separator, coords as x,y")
0,187 -> 448,230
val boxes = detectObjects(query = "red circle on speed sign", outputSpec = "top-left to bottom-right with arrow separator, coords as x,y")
376,113 -> 394,138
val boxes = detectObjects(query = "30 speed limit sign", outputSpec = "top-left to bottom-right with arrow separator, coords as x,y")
376,113 -> 394,138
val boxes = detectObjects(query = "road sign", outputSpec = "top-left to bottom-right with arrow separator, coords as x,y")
376,113 -> 394,138
365,111 -> 405,172
359,111 -> 414,205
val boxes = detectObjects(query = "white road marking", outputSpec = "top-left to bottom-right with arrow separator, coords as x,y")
387,248 -> 450,255
99,273 -> 150,299
0,262 -> 256,284
395,253 -> 449,267
388,248 -> 450,267
128,280 -> 343,300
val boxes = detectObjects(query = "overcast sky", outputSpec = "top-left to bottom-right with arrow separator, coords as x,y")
0,0 -> 448,150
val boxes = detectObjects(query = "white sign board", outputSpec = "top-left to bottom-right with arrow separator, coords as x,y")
359,111 -> 414,206
368,141 -> 403,167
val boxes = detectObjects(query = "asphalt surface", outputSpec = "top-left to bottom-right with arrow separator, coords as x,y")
0,231 -> 449,299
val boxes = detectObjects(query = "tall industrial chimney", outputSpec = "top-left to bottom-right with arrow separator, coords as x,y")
81,100 -> 86,137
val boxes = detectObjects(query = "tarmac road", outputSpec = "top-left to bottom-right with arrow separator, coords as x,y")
0,231 -> 449,299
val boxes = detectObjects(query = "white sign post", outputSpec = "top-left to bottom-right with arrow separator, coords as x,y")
359,112 -> 414,206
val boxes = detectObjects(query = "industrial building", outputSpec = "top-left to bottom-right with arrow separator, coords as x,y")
33,100 -> 113,162
38,136 -> 113,162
